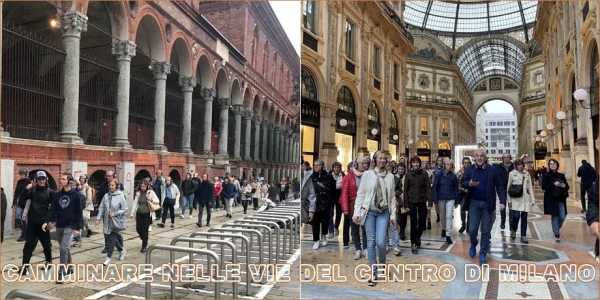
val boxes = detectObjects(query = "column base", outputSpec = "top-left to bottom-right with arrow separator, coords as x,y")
112,138 -> 132,148
181,148 -> 194,154
60,133 -> 84,144
2,131 -> 10,137
243,156 -> 252,161
150,144 -> 168,152
232,156 -> 242,161
202,150 -> 213,156
254,159 -> 261,163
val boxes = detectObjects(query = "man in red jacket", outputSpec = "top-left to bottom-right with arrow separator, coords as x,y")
340,156 -> 370,260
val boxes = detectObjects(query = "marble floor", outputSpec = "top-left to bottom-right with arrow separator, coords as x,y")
300,188 -> 599,299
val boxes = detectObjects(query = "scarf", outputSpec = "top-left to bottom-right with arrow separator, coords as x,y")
353,168 -> 364,177
374,167 -> 389,211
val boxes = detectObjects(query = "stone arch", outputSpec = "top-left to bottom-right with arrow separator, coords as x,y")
168,169 -> 182,187
417,139 -> 431,149
27,169 -> 58,191
334,80 -> 361,115
196,55 -> 213,88
81,1 -> 130,41
580,31 -> 599,90
215,68 -> 230,97
439,141 -> 452,149
133,12 -> 166,61
269,106 -> 276,124
231,80 -> 242,105
390,108 -> 401,128
473,94 -> 520,117
134,169 -> 152,188
168,37 -> 193,77
253,95 -> 261,114
243,88 -> 252,107
414,34 -> 453,62
261,100 -> 270,123
301,64 -> 326,103
368,98 -> 384,124
275,111 -> 282,127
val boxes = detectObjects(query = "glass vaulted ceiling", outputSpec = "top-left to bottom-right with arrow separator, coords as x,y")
404,1 -> 537,48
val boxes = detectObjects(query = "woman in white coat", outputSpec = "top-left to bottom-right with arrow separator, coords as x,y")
352,151 -> 397,286
507,159 -> 535,243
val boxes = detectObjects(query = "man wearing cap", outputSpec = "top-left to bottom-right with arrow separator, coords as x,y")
577,160 -> 597,213
20,171 -> 56,274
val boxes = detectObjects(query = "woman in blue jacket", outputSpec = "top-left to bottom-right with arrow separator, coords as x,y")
433,159 -> 459,244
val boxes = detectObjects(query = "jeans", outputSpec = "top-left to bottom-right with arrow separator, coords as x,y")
213,196 -> 221,210
328,202 -> 342,234
104,231 -> 123,258
581,183 -> 592,211
252,198 -> 259,209
409,202 -> 427,245
242,199 -> 250,213
364,209 -> 389,267
551,202 -> 567,236
55,227 -> 73,273
438,200 -> 455,236
509,210 -> 528,236
197,203 -> 211,224
468,200 -> 494,255
182,194 -> 195,215
16,207 -> 26,238
390,219 -> 400,248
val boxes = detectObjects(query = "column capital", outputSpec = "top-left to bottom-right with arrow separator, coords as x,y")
112,40 -> 136,61
232,105 -> 244,115
218,97 -> 231,107
266,122 -> 274,129
179,76 -> 197,92
200,87 -> 216,100
59,11 -> 88,37
274,126 -> 281,133
252,114 -> 262,124
151,62 -> 171,79
243,110 -> 254,120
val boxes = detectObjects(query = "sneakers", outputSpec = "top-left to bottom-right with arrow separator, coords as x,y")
479,253 -> 487,265
313,241 -> 320,250
180,214 -> 185,219
500,222 -> 506,230
326,232 -> 334,239
368,280 -> 376,287
148,225 -> 152,232
73,241 -> 82,247
510,230 -> 516,240
343,245 -> 349,249
102,248 -> 108,254
196,223 -> 203,228
188,215 -> 193,219
364,251 -> 369,260
157,223 -> 165,228
393,247 -> 402,256
469,245 -> 476,258
320,234 -> 328,246
521,236 -> 529,244
103,257 -> 111,266
119,249 -> 126,261
170,224 -> 175,228
354,250 -> 362,260
17,236 -> 26,242
555,235 -> 561,243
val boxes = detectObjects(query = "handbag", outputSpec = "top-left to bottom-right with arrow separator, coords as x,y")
146,192 -> 161,212
108,195 -> 127,232
553,187 -> 569,200
507,174 -> 525,197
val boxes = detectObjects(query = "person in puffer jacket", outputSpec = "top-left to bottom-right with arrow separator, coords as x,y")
339,156 -> 369,260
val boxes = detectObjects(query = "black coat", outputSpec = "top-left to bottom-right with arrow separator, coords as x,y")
541,172 -> 569,217
495,163 -> 515,189
577,163 -> 597,186
586,179 -> 598,257
311,171 -> 336,212
197,181 -> 214,205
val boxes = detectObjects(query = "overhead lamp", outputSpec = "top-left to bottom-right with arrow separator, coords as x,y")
546,123 -> 554,131
405,138 -> 414,146
50,19 -> 59,28
371,128 -> 378,135
535,136 -> 541,142
339,118 -> 348,127
540,130 -> 547,137
393,134 -> 399,141
573,88 -> 588,101
556,110 -> 567,120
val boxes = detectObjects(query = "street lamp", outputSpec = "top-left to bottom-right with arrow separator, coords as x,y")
573,88 -> 591,109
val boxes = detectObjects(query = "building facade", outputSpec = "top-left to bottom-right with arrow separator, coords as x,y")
483,112 -> 518,162
1,1 -> 299,234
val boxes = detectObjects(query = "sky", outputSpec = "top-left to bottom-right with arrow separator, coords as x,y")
481,100 -> 515,114
269,1 -> 301,56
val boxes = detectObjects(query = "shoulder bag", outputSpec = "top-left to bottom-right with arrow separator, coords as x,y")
146,191 -> 161,212
109,195 -> 128,232
508,173 -> 525,197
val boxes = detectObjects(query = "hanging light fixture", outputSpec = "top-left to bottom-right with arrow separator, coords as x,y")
339,118 -> 348,127
371,128 -> 378,135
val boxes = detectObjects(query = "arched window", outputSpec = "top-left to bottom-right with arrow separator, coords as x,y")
301,68 -> 317,101
391,111 -> 398,128
439,142 -> 451,150
418,140 -> 431,149
368,101 -> 379,122
337,87 -> 354,113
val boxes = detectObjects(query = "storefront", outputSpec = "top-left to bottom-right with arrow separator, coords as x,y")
534,141 -> 548,168
301,67 -> 319,164
366,101 -> 381,157
417,140 -> 431,163
335,87 -> 356,166
389,111 -> 399,161
438,141 -> 452,160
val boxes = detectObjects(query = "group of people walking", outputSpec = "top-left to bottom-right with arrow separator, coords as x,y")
302,148 -> 589,286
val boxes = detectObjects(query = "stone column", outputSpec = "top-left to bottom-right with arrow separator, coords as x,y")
201,87 -> 216,155
179,76 -> 196,153
151,62 -> 171,151
232,105 -> 243,160
244,111 -> 253,161
59,11 -> 88,144
253,115 -> 262,162
283,131 -> 289,164
274,126 -> 281,163
268,124 -> 275,162
111,40 -> 136,147
262,121 -> 269,162
217,98 -> 231,156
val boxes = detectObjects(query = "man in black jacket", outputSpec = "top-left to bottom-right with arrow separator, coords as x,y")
495,152 -> 514,229
577,160 -> 597,213
43,173 -> 83,282
585,178 -> 598,257
20,171 -> 55,274
310,160 -> 336,249
12,168 -> 31,242
196,174 -> 214,227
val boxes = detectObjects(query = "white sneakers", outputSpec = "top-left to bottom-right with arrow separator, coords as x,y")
354,250 -> 362,260
188,215 -> 192,219
180,214 -> 185,219
103,257 -> 111,266
313,241 -> 320,250
320,234 -> 328,246
119,250 -> 126,261
148,225 -> 152,232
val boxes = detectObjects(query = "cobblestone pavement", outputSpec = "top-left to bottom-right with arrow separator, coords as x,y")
1,200 -> 300,299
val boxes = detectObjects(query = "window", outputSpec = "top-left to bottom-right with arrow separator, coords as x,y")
420,116 -> 428,132
504,142 -> 510,147
485,128 -> 488,133
393,63 -> 399,90
512,128 -> 515,133
513,135 -> 515,140
441,118 -> 448,132
421,94 -> 427,102
485,121 -> 490,126
535,73 -> 543,83
345,21 -> 355,60
511,121 -> 515,126
303,1 -> 317,33
491,142 -> 497,147
373,45 -> 380,78
491,149 -> 496,155
440,80 -> 448,91
536,115 -> 544,130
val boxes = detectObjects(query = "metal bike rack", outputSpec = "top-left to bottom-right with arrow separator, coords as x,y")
145,245 -> 221,299
207,228 -> 264,264
258,211 -> 299,250
6,290 -> 60,299
188,232 -> 252,296
223,223 -> 274,264
244,215 -> 291,254
234,219 -> 281,263
171,238 -> 238,298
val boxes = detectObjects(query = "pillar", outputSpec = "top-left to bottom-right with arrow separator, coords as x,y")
59,11 -> 88,144
274,126 -> 281,163
244,111 -> 253,161
253,115 -> 262,162
201,87 -> 216,155
179,76 -> 196,153
268,124 -> 275,162
232,105 -> 243,160
111,40 -> 136,147
262,121 -> 269,162
217,97 -> 231,156
151,62 -> 171,151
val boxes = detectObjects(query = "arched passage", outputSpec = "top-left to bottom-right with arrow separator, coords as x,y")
476,99 -> 519,162
228,80 -> 242,157
163,38 -> 191,152
134,169 -> 152,189
190,55 -> 213,154
28,169 -> 58,191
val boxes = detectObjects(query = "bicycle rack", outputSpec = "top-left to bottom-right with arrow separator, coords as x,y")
145,244 -> 221,299
188,232 -> 252,296
244,215 -> 292,254
234,219 -> 281,263
6,289 -> 60,299
206,228 -> 264,264
223,223 -> 274,264
258,211 -> 299,250
171,238 -> 238,299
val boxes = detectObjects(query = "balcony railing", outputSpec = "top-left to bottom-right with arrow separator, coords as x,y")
522,93 -> 545,103
406,96 -> 474,124
379,1 -> 414,43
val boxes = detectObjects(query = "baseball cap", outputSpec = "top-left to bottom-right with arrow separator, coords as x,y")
36,171 -> 47,179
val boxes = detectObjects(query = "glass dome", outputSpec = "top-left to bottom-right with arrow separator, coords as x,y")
404,1 -> 537,38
